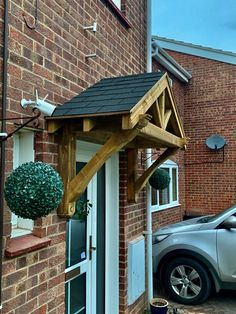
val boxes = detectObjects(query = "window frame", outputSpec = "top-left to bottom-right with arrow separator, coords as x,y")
101,0 -> 131,28
11,130 -> 35,238
150,159 -> 180,212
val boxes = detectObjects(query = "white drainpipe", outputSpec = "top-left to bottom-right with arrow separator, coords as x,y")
146,0 -> 153,304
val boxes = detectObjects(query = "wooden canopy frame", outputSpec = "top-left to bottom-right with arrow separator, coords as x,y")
47,73 -> 187,217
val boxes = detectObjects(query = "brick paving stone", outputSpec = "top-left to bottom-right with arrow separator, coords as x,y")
154,283 -> 236,314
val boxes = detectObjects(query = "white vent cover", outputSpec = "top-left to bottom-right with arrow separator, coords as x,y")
128,236 -> 145,305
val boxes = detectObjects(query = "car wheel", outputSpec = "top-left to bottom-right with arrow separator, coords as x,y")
163,257 -> 212,305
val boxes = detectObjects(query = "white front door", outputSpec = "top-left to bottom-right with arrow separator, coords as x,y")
65,141 -> 119,314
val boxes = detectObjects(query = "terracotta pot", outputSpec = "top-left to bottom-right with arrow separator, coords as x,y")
150,298 -> 168,314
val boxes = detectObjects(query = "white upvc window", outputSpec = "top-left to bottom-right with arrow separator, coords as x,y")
11,130 -> 35,237
151,160 -> 179,212
112,0 -> 121,9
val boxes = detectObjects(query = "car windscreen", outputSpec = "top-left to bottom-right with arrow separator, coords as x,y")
207,204 -> 236,223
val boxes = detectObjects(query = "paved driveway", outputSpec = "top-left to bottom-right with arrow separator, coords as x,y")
154,282 -> 236,314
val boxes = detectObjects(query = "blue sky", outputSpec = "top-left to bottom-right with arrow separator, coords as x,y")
152,0 -> 236,53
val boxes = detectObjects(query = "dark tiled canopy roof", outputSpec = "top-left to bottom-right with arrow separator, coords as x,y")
52,72 -> 165,117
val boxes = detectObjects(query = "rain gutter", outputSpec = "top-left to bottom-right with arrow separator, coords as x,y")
146,0 -> 153,304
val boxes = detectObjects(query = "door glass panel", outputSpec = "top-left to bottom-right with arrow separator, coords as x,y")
66,162 -> 87,268
65,273 -> 86,314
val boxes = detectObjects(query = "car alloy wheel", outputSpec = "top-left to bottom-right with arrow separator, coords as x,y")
170,264 -> 201,299
163,257 -> 212,305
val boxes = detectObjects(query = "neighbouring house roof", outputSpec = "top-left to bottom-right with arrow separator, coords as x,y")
47,71 -> 187,216
153,36 -> 236,66
152,40 -> 192,83
52,72 -> 164,118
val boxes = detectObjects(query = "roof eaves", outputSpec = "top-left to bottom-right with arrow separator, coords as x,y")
154,36 -> 236,66
152,40 -> 192,83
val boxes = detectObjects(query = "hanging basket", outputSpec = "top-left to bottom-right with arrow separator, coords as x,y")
4,161 -> 64,220
149,168 -> 171,190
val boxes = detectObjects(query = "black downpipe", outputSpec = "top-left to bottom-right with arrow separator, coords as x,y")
0,0 -> 9,307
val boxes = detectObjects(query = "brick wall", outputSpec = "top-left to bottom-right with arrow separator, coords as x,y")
166,50 -> 236,215
1,1 -> 148,313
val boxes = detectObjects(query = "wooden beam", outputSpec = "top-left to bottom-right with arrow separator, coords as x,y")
46,120 -> 63,133
163,109 -> 172,130
132,147 -> 179,202
127,149 -> 138,202
140,122 -> 187,148
83,118 -> 96,132
58,124 -> 76,217
68,114 -> 151,203
122,74 -> 168,129
155,99 -> 164,129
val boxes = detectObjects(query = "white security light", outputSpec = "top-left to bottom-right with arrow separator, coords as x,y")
21,90 -> 56,116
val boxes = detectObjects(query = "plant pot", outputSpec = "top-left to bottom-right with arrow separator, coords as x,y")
150,298 -> 168,314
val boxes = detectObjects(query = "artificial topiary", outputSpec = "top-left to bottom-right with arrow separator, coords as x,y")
4,161 -> 64,220
149,168 -> 171,190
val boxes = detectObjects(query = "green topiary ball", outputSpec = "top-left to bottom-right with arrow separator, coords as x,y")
4,161 -> 64,220
149,168 -> 171,190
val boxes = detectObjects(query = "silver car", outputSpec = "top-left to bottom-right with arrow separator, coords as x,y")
153,204 -> 236,304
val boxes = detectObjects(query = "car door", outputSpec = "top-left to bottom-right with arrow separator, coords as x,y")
216,213 -> 236,282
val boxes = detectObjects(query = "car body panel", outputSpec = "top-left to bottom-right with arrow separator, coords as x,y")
153,204 -> 236,298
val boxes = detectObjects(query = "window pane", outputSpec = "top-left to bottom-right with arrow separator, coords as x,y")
151,187 -> 158,206
172,168 -> 177,201
159,187 -> 170,205
159,168 -> 170,205
65,273 -> 86,314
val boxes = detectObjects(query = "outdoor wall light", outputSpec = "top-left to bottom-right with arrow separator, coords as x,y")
21,90 -> 56,116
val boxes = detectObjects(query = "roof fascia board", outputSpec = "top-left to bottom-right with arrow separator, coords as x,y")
152,43 -> 191,83
155,37 -> 236,66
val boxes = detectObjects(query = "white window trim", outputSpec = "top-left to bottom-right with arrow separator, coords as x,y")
11,130 -> 35,238
151,159 -> 180,212
112,0 -> 121,9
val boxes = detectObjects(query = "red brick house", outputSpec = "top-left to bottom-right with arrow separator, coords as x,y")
0,1 -> 187,314
151,36 -> 236,232
0,1 -> 235,313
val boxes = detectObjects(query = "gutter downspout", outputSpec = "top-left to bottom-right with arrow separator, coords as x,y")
146,0 -> 153,305
0,0 -> 9,308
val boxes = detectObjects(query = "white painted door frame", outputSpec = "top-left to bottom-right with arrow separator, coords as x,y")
76,141 -> 119,314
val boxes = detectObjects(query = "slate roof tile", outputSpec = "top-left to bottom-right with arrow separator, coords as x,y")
52,71 -> 165,117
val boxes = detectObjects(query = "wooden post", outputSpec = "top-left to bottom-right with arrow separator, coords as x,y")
57,124 -> 76,217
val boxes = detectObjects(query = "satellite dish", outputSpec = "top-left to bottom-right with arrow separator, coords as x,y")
206,135 -> 226,150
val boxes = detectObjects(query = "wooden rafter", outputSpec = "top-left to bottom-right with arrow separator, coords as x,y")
122,74 -> 168,130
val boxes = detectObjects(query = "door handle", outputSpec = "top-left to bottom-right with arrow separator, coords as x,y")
89,235 -> 96,260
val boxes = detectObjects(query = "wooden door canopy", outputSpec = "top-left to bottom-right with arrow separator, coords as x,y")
46,72 -> 187,217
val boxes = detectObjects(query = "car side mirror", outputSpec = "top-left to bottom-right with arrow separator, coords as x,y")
221,216 -> 236,229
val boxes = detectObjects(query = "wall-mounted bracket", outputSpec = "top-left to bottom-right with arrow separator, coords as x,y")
83,22 -> 97,32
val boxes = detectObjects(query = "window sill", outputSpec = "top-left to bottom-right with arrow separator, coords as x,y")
102,0 -> 131,28
5,234 -> 51,258
11,228 -> 32,238
151,203 -> 181,213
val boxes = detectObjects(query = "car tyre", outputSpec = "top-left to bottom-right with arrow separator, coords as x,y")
163,257 -> 212,305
